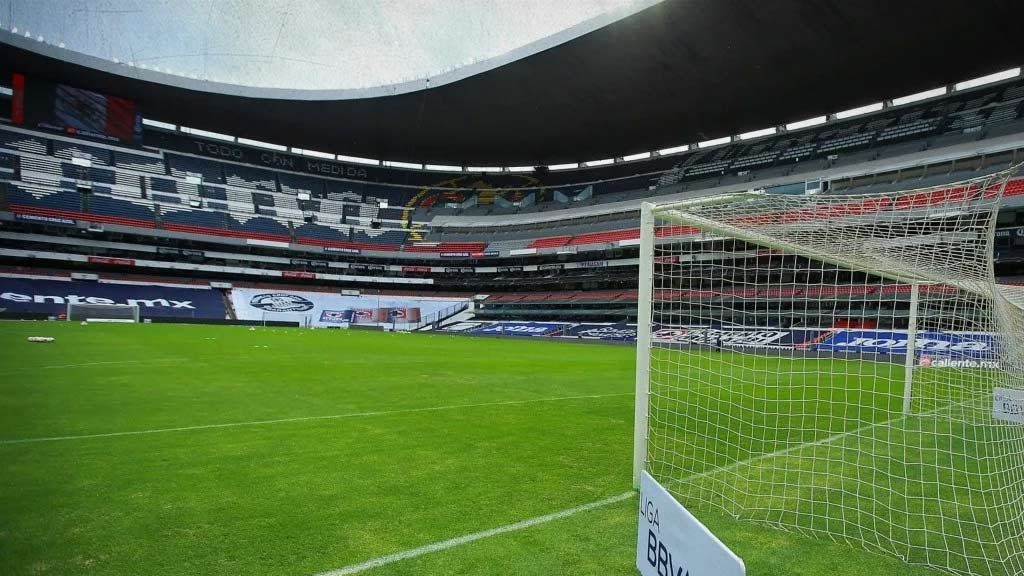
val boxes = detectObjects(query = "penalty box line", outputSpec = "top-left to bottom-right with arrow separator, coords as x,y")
312,400 -> 973,576
315,491 -> 636,576
0,392 -> 632,445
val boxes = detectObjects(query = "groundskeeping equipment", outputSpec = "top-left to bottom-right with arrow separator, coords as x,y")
66,303 -> 140,323
634,167 -> 1024,576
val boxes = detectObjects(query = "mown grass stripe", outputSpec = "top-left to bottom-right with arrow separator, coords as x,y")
0,392 -> 632,445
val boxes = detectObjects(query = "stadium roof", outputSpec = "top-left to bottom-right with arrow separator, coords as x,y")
0,0 -> 647,91
3,0 -> 1024,166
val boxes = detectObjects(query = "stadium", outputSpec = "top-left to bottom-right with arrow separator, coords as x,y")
2,1 -> 1024,575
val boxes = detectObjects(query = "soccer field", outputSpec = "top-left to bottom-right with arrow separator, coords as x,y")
0,322 -> 952,576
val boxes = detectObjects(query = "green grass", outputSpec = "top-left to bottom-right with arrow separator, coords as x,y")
0,322 -> 978,576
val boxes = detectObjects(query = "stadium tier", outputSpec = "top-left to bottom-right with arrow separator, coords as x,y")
1,76 -> 1024,262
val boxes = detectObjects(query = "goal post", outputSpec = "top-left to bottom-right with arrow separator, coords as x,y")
66,303 -> 140,323
634,167 -> 1024,576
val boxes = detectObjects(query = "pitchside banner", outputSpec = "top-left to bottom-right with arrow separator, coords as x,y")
467,322 -> 570,337
0,277 -> 226,318
652,327 -> 823,349
638,471 -> 745,576
565,322 -> 639,341
230,287 -> 466,328
815,330 -> 998,359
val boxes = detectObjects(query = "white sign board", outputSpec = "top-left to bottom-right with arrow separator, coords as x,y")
993,387 -> 1024,424
637,471 -> 744,576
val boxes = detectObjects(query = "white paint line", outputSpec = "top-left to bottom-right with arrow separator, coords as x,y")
0,358 -> 189,376
0,392 -> 631,445
664,397 -> 971,489
311,399 -> 970,576
315,491 -> 635,576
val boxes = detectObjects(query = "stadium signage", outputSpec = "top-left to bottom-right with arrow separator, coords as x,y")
497,266 -> 524,273
653,328 -> 791,347
0,278 -> 225,317
0,292 -> 195,308
14,213 -> 76,226
289,258 -> 328,268
444,267 -> 474,273
402,266 -> 432,273
87,256 -> 135,266
817,330 -> 996,357
187,139 -> 371,179
248,293 -> 315,312
145,132 -> 376,180
319,309 -> 354,324
637,471 -> 745,576
440,252 -> 471,258
349,263 -> 386,272
994,227 -> 1024,238
568,324 -> 638,341
471,322 -> 567,336
281,271 -> 316,279
992,387 -> 1024,424
578,260 -> 608,268
327,246 -> 361,254
538,263 -> 565,271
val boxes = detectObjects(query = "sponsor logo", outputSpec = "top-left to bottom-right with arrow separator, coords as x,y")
249,293 -> 314,312
0,292 -> 193,308
282,271 -> 316,279
352,308 -> 378,323
319,309 -> 354,324
440,252 -> 471,258
926,358 -> 1001,369
474,322 -> 565,336
818,330 -> 997,358
15,213 -> 76,226
577,326 -> 637,340
324,246 -> 361,254
653,328 -> 790,347
569,324 -> 638,340
88,256 -> 135,266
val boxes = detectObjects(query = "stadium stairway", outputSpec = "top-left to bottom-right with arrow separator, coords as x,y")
221,288 -> 237,320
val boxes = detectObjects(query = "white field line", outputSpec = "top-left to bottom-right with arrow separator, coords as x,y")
663,397 -> 971,489
315,491 -> 636,576
313,398 -> 972,576
0,358 -> 190,376
0,392 -> 632,445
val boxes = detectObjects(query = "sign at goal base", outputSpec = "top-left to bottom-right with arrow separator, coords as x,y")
637,471 -> 744,576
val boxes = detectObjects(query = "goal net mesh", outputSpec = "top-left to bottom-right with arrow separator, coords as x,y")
67,303 -> 140,323
642,167 -> 1024,576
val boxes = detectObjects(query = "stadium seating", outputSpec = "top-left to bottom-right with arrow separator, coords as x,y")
2,77 -> 1024,260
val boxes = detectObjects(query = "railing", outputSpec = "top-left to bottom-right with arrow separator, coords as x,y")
410,301 -> 471,331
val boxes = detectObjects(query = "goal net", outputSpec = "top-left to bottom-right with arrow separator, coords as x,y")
634,167 -> 1024,576
67,303 -> 140,323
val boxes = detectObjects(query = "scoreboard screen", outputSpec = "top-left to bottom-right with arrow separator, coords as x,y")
11,73 -> 142,144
